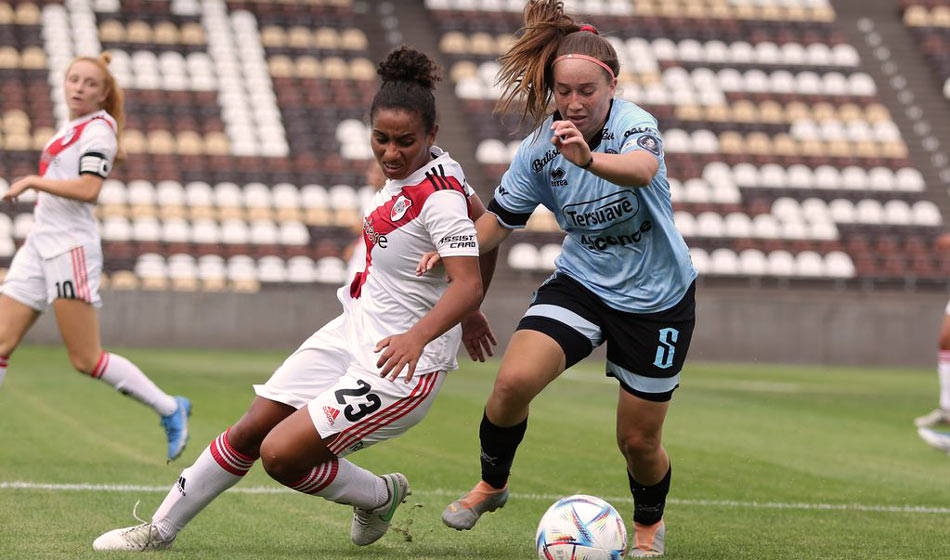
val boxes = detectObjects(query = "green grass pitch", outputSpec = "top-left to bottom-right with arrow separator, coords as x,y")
1,344 -> 949,559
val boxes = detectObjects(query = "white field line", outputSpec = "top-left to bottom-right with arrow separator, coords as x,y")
2,481 -> 950,515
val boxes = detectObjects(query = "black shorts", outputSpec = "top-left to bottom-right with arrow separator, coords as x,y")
516,274 -> 696,402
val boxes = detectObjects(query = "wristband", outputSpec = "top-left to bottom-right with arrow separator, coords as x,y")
580,156 -> 594,169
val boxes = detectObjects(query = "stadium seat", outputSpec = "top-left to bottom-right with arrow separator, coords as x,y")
258,255 -> 288,283
507,243 -> 539,271
824,251 -> 856,278
284,255 -> 315,283
161,218 -> 190,245
912,200 -> 942,226
738,249 -> 768,276
696,212 -> 724,238
724,213 -> 753,238
710,248 -> 739,275
315,256 -> 346,284
767,250 -> 796,277
795,251 -> 824,277
688,247 -> 710,274
537,243 -> 560,271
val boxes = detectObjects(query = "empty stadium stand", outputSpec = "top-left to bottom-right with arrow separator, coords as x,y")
0,0 -> 947,293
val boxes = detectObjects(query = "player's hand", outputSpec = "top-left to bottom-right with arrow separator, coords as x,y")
550,120 -> 591,169
415,251 -> 442,276
460,309 -> 496,362
2,175 -> 35,204
375,330 -> 427,383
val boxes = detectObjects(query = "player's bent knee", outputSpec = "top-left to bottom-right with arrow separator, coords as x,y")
258,438 -> 297,484
618,431 -> 662,458
490,373 -> 535,411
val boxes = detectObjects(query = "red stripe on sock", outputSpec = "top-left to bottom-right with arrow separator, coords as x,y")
289,459 -> 339,495
221,428 -> 256,464
939,350 -> 950,362
309,459 -> 339,493
289,463 -> 327,493
329,373 -> 437,455
91,352 -> 109,379
210,432 -> 253,476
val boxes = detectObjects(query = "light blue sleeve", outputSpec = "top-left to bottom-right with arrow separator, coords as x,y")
617,111 -> 663,161
488,136 -> 543,228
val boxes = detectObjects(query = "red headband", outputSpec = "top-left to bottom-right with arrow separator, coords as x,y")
579,24 -> 598,34
552,53 -> 616,80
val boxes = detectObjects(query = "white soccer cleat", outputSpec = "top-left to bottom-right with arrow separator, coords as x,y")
350,473 -> 411,546
914,408 -> 950,428
917,427 -> 950,454
93,523 -> 174,551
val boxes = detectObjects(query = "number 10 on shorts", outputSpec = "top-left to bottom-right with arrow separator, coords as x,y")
653,327 -> 679,369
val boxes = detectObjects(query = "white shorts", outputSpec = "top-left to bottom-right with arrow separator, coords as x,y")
945,299 -> 950,316
254,314 -> 446,458
0,238 -> 102,310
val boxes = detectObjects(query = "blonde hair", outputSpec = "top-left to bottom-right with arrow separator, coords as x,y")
66,53 -> 125,157
495,0 -> 619,132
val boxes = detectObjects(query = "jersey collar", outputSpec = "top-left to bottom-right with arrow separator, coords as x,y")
382,145 -> 450,193
63,109 -> 113,132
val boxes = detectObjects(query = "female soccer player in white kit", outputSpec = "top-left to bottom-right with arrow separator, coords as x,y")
0,54 -> 190,462
93,46 -> 490,551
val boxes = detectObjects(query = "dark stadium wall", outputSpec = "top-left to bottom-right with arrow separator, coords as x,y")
19,283 -> 945,368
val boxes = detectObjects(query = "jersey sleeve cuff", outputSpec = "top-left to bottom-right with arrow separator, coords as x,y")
487,198 -> 531,229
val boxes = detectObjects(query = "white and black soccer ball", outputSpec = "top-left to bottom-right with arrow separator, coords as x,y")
535,494 -> 627,560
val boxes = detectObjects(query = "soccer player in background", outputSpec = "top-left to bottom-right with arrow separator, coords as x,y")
0,53 -> 191,462
916,233 -> 950,451
94,46 -> 493,551
420,1 -> 698,556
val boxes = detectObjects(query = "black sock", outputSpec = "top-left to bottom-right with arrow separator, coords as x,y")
479,410 -> 527,489
628,464 -> 671,525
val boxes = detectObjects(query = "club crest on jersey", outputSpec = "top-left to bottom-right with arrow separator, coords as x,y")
391,195 -> 412,221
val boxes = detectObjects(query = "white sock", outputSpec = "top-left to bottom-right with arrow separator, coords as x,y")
287,458 -> 388,509
92,352 -> 178,416
0,355 -> 8,387
939,351 -> 950,411
153,429 -> 255,540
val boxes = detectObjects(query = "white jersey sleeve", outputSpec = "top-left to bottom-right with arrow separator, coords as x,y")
421,190 -> 479,258
77,120 -> 117,178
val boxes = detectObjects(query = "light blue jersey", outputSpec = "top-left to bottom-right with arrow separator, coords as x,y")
488,99 -> 697,313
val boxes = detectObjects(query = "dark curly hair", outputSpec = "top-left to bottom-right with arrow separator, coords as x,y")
371,46 -> 443,133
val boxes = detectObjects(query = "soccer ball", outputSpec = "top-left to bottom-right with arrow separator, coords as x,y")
535,494 -> 627,560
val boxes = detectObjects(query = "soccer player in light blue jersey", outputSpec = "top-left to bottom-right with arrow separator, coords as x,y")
427,1 -> 697,556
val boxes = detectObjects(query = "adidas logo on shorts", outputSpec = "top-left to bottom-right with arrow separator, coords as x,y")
323,406 -> 341,425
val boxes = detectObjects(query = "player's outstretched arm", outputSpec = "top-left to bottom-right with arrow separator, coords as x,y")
415,212 -> 510,275
2,174 -> 104,204
376,254 -> 483,382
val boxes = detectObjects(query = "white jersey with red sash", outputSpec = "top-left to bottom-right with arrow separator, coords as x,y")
340,146 -> 478,377
31,109 -> 117,259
